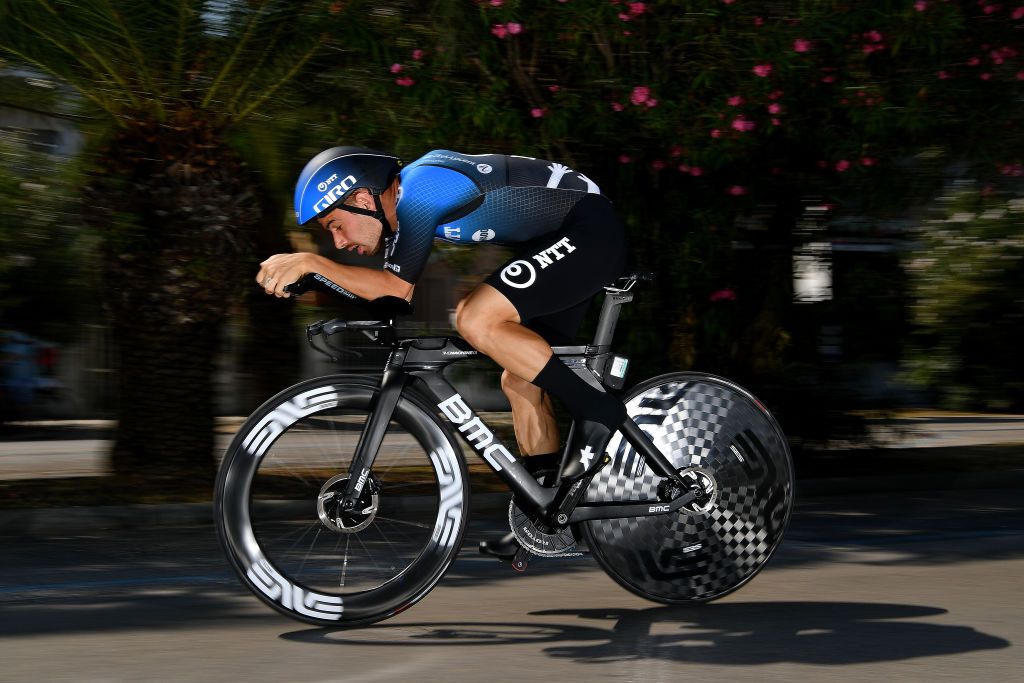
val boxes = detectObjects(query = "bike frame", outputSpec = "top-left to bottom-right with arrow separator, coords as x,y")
330,280 -> 699,526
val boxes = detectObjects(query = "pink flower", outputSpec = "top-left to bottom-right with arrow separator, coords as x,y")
507,22 -> 523,34
548,85 -> 561,92
771,118 -> 781,126
728,186 -> 747,196
991,50 -> 1005,65
412,49 -> 424,60
864,30 -> 884,42
731,116 -> 756,132
651,160 -> 666,170
710,288 -> 737,301
491,24 -> 508,38
645,98 -> 658,107
860,157 -> 876,166
914,0 -> 928,10
983,3 -> 999,13
390,63 -> 403,74
768,89 -> 784,99
618,12 -> 632,21
938,70 -> 951,79
753,63 -> 772,77
822,74 -> 837,83
395,76 -> 415,86
967,56 -> 981,66
863,43 -> 886,54
618,154 -> 633,164
1014,6 -> 1024,19
722,0 -> 735,4
980,72 -> 992,80
1018,71 -> 1024,80
629,2 -> 646,14
670,145 -> 683,157
727,95 -> 744,106
611,101 -> 625,112
767,102 -> 782,114
754,16 -> 764,26
530,107 -> 545,118
711,129 -> 722,138
489,0 -> 503,5
835,159 -> 851,172
630,85 -> 650,105
678,164 -> 690,173
793,38 -> 812,53
689,167 -> 704,176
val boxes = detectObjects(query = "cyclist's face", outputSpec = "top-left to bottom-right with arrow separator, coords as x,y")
317,189 -> 383,256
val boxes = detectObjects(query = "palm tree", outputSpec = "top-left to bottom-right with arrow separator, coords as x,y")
0,0 -> 335,484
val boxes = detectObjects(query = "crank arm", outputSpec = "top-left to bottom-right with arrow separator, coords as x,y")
567,489 -> 699,523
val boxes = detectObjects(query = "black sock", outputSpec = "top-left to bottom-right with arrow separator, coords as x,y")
531,355 -> 626,429
522,452 -> 560,473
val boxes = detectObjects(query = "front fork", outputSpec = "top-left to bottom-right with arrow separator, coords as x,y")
338,366 -> 407,511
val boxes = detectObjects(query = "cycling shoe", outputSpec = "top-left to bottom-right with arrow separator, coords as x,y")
479,532 -> 520,560
557,418 -> 620,483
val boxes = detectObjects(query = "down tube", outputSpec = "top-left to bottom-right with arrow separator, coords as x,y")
411,371 -> 555,513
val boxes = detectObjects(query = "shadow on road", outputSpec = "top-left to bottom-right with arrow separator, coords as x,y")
280,601 -> 1008,665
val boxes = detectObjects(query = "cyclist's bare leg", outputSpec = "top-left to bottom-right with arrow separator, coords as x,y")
455,284 -> 558,459
500,370 -> 559,456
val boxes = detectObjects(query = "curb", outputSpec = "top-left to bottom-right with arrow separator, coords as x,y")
1,473 -> 1022,537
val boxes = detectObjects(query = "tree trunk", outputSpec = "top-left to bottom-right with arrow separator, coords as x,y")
86,116 -> 255,488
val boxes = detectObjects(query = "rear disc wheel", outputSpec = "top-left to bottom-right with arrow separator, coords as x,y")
582,372 -> 794,603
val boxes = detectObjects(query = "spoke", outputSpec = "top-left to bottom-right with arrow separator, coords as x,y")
263,521 -> 315,546
370,516 -> 424,555
281,520 -> 320,556
339,535 -> 352,588
296,525 -> 325,577
352,526 -> 387,580
374,515 -> 433,530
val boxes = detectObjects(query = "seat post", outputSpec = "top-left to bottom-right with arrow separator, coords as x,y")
591,288 -> 634,348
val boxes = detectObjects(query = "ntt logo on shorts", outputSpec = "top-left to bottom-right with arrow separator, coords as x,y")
499,237 -> 577,289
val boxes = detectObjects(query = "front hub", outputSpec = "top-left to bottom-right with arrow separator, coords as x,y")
317,473 -> 379,533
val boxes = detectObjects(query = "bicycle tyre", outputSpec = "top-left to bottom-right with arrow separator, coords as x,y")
215,375 -> 469,627
582,372 -> 794,603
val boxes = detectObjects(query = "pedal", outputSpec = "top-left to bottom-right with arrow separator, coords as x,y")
512,546 -> 534,572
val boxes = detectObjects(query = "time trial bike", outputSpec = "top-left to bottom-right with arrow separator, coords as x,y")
215,271 -> 794,627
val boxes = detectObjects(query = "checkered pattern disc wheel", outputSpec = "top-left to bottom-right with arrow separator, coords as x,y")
582,372 -> 793,603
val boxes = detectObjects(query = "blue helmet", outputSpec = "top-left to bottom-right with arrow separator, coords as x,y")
293,146 -> 402,225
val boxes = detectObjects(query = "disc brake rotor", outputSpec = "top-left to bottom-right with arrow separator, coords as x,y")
317,473 -> 379,533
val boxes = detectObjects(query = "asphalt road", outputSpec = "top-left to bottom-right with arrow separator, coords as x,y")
1,488 -> 1022,682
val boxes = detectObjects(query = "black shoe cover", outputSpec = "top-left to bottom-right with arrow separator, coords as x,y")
479,531 -> 520,560
558,419 -> 619,483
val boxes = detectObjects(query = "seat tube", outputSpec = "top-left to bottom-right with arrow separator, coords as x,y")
592,290 -> 633,346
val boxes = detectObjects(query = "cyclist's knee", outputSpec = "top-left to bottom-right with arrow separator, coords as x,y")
456,296 -> 496,348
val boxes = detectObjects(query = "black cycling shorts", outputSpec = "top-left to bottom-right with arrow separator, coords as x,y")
484,193 -> 627,346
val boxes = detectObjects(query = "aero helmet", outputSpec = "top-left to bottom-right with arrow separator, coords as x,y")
293,146 -> 402,230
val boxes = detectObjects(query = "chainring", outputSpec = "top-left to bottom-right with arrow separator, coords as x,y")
508,499 -> 577,556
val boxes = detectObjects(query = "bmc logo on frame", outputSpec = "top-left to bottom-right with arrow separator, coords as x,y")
437,393 -> 516,471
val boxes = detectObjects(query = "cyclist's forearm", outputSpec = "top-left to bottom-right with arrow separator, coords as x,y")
304,254 -> 414,301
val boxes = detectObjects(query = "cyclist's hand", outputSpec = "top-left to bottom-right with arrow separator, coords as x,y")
256,253 -> 314,298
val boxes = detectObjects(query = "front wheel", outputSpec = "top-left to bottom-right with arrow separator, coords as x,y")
582,372 -> 794,603
215,376 -> 469,627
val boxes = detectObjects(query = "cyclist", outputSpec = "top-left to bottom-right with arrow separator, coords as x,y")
257,147 -> 627,559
